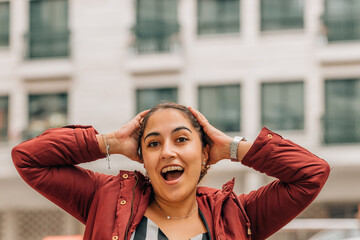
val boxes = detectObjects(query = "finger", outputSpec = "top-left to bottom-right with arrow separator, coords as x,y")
130,109 -> 150,128
138,109 -> 150,118
188,107 -> 209,127
135,109 -> 150,122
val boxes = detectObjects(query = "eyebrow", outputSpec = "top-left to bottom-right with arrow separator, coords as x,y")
143,126 -> 192,142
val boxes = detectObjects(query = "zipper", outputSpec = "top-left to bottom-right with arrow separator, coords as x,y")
231,192 -> 252,239
124,174 -> 139,240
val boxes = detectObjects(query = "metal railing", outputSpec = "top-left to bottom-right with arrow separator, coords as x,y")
24,30 -> 70,59
261,15 -> 304,31
131,23 -> 180,54
198,20 -> 240,35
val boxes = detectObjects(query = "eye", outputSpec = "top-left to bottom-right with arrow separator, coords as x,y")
176,137 -> 188,143
148,141 -> 159,147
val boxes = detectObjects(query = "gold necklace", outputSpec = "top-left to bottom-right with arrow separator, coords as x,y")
154,200 -> 198,220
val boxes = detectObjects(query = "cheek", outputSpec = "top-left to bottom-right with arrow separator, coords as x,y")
142,151 -> 157,171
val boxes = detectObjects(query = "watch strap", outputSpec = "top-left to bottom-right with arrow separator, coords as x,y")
230,136 -> 246,161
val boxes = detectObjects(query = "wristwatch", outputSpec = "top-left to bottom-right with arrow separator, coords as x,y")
230,136 -> 246,162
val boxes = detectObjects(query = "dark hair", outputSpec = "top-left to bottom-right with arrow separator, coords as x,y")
138,102 -> 210,181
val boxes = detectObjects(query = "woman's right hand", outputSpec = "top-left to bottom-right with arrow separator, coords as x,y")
97,110 -> 149,163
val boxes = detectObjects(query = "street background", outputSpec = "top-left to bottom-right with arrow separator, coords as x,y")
0,0 -> 360,239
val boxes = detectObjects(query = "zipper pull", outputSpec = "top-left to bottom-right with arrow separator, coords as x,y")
246,223 -> 252,236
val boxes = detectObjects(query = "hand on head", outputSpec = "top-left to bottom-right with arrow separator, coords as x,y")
110,109 -> 149,163
188,107 -> 232,165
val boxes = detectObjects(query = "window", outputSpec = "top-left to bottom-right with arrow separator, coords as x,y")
261,82 -> 304,130
323,0 -> 360,42
26,93 -> 67,139
0,1 -> 10,46
136,88 -> 178,112
27,0 -> 69,59
133,0 -> 179,54
261,0 -> 304,31
198,84 -> 240,132
197,0 -> 240,35
327,204 -> 359,218
0,96 -> 9,141
324,79 -> 360,144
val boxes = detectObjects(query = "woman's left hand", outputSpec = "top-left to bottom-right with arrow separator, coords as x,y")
188,107 -> 233,165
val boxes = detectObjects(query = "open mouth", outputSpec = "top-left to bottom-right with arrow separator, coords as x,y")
161,166 -> 184,181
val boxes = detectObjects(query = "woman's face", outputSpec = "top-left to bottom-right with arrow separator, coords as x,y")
141,108 -> 208,203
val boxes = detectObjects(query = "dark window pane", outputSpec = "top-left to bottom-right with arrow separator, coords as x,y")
136,88 -> 178,112
197,0 -> 240,35
323,0 -> 360,42
133,0 -> 179,54
198,85 -> 240,132
0,2 -> 10,46
261,0 -> 304,31
262,82 -> 304,130
324,79 -> 360,143
26,93 -> 68,139
0,96 -> 9,141
27,0 -> 69,59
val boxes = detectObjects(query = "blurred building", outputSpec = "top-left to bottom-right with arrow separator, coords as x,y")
0,0 -> 360,239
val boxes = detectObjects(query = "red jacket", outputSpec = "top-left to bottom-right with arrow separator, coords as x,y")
12,126 -> 330,240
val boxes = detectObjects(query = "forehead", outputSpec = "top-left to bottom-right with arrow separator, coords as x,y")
144,109 -> 193,132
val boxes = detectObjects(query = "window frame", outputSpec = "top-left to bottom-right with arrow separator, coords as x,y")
198,84 -> 241,133
324,78 -> 360,144
323,0 -> 360,42
260,0 -> 304,32
0,96 -> 9,141
0,1 -> 10,46
261,81 -> 305,131
26,92 -> 68,139
27,0 -> 70,59
197,0 -> 240,35
133,0 -> 179,54
136,87 -> 178,113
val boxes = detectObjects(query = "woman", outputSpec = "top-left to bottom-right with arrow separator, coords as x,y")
12,103 -> 330,240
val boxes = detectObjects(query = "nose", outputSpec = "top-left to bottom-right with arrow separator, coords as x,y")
160,140 -> 177,160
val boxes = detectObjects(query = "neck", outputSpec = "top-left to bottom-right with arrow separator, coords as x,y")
153,193 -> 198,220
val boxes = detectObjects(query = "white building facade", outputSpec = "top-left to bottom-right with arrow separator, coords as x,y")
0,0 -> 360,239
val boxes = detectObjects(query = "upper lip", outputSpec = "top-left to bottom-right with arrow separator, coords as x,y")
161,164 -> 184,174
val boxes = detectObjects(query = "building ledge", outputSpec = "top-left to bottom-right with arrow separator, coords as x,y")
317,43 -> 360,65
19,59 -> 73,80
125,53 -> 183,75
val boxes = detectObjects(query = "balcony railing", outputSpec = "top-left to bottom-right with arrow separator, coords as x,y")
198,20 -> 240,35
131,23 -> 180,54
261,16 -> 304,31
324,17 -> 360,42
323,116 -> 360,144
25,30 -> 70,59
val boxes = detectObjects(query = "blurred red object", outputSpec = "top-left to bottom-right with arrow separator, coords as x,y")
42,236 -> 82,240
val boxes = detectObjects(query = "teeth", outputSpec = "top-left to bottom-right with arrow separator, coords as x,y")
161,166 -> 184,173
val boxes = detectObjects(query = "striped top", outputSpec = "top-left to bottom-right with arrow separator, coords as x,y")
130,213 -> 211,240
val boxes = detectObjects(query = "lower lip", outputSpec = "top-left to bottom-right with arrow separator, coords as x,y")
162,173 -> 183,185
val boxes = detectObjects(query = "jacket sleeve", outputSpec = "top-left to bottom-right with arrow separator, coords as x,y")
238,127 -> 330,240
12,125 -> 108,224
